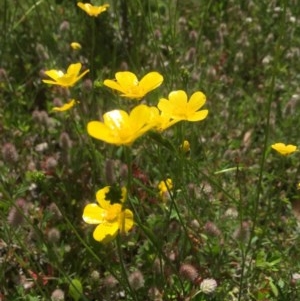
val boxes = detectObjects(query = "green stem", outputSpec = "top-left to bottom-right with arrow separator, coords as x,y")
116,236 -> 139,301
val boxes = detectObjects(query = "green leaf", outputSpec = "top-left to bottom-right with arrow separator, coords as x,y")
69,278 -> 83,301
268,278 -> 278,297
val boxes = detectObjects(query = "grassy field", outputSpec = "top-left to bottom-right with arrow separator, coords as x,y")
1,0 -> 300,300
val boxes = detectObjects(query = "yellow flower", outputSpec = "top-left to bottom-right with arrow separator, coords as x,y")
52,99 -> 77,112
43,63 -> 89,88
271,143 -> 297,156
77,2 -> 109,17
158,178 -> 173,202
82,186 -> 133,243
103,71 -> 164,99
87,104 -> 159,146
157,90 -> 208,128
70,42 -> 82,50
180,140 -> 190,153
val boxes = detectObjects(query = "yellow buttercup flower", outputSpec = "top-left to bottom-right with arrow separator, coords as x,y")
103,71 -> 164,99
43,63 -> 89,88
158,178 -> 173,202
157,90 -> 208,126
70,42 -> 82,50
180,140 -> 190,153
83,186 -> 133,243
77,2 -> 109,17
87,104 -> 159,146
52,99 -> 76,112
271,143 -> 297,156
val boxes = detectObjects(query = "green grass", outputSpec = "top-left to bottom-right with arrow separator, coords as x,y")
1,0 -> 300,300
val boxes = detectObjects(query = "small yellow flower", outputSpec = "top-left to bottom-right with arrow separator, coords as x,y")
70,42 -> 82,50
43,63 -> 89,88
180,140 -> 190,153
158,90 -> 208,126
158,178 -> 173,202
82,186 -> 133,243
103,71 -> 164,99
77,2 -> 109,17
87,104 -> 159,146
271,143 -> 297,156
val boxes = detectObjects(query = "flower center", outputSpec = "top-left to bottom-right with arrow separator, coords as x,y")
105,204 -> 121,222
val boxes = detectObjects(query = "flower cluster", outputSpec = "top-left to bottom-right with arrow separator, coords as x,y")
88,72 -> 208,146
42,4 -> 209,244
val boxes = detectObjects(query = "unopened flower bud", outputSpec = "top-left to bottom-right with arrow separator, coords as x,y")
47,228 -> 61,243
59,132 -> 72,149
204,221 -> 221,237
2,142 -> 18,163
103,275 -> 118,288
59,21 -> 69,32
7,198 -> 27,227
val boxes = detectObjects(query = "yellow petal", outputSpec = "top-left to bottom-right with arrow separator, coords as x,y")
96,186 -> 111,208
67,63 -> 81,76
120,187 -> 127,203
82,204 -> 105,224
188,91 -> 206,111
43,70 -> 64,80
71,42 -> 82,50
52,99 -> 76,112
187,110 -> 209,122
168,90 -> 188,107
103,79 -> 126,94
93,222 -> 119,242
103,110 -> 129,130
119,209 -> 134,234
157,98 -> 172,114
129,105 -> 151,131
139,72 -> 163,93
115,71 -> 138,88
87,121 -> 114,143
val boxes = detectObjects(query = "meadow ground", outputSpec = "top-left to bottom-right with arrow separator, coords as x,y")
1,0 -> 300,300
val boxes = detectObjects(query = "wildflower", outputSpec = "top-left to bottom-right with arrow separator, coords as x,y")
2,142 -> 18,163
103,274 -> 119,288
52,99 -> 77,112
103,71 -> 164,99
47,228 -> 61,244
271,143 -> 297,156
77,2 -> 109,17
82,186 -> 134,243
43,63 -> 89,88
204,221 -> 221,237
87,104 -> 159,146
90,270 -> 100,282
51,288 -> 65,301
158,178 -> 173,201
128,270 -> 145,290
7,198 -> 27,227
157,90 -> 208,128
180,140 -> 190,153
179,263 -> 198,282
200,278 -> 217,294
70,42 -> 82,50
